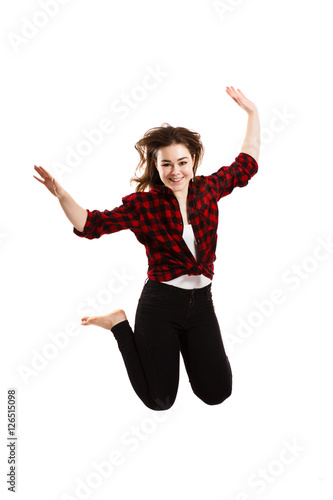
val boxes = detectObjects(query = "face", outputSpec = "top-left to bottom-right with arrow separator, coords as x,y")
155,143 -> 195,200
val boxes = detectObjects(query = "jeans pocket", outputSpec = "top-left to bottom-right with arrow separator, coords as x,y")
142,288 -> 169,300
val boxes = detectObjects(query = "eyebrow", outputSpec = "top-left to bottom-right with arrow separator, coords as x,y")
161,156 -> 188,163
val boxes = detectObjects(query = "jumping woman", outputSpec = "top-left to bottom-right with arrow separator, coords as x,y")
33,86 -> 260,411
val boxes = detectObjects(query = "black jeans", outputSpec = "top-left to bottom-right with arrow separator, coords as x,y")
111,278 -> 232,410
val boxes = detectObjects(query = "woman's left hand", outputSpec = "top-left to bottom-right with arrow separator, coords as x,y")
225,86 -> 257,114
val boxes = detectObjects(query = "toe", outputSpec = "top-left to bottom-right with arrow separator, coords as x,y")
81,317 -> 91,324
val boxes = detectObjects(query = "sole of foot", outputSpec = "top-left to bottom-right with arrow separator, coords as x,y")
81,309 -> 127,330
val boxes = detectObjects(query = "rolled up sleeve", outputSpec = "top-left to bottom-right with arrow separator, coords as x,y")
73,193 -> 140,239
208,152 -> 258,201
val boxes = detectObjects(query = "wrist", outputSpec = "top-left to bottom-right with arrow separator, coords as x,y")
57,189 -> 68,201
246,106 -> 258,116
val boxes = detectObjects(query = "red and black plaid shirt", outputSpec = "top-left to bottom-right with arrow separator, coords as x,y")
73,152 -> 258,282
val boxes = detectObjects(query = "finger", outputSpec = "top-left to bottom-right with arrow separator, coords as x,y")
37,166 -> 52,177
226,89 -> 237,99
227,87 -> 238,98
34,166 -> 48,179
33,175 -> 45,184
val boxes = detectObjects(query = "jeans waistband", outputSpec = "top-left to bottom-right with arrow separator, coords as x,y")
144,278 -> 212,297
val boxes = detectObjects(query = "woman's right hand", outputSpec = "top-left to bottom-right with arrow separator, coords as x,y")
33,165 -> 65,198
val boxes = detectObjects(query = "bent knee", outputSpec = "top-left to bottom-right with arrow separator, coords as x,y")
202,390 -> 232,406
194,383 -> 232,406
150,395 -> 176,411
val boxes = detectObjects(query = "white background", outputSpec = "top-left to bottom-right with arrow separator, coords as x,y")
1,0 -> 332,499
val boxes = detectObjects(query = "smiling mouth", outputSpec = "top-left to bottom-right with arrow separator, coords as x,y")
170,177 -> 184,183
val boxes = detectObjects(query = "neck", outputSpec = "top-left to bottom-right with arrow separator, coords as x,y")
172,185 -> 189,206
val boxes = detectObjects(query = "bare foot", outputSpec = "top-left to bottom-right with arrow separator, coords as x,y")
81,309 -> 127,330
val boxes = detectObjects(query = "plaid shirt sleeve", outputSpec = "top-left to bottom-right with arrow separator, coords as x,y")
73,193 -> 140,239
206,152 -> 258,202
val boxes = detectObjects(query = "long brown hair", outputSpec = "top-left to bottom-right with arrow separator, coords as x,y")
130,123 -> 205,192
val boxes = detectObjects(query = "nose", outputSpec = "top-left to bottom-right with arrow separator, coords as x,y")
172,164 -> 181,173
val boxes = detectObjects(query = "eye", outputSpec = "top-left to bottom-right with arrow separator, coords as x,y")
161,161 -> 187,167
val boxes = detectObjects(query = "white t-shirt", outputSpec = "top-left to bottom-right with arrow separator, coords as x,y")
161,224 -> 212,289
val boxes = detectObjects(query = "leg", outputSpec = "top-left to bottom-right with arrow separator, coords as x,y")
179,288 -> 232,405
81,286 -> 181,411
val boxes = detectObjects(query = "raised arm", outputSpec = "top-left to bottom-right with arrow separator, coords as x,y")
33,165 -> 88,232
225,86 -> 260,163
240,109 -> 260,163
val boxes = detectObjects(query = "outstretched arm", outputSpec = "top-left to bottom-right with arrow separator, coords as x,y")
225,86 -> 260,163
33,165 -> 88,232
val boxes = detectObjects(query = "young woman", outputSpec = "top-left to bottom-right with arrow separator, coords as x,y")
34,86 -> 260,411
